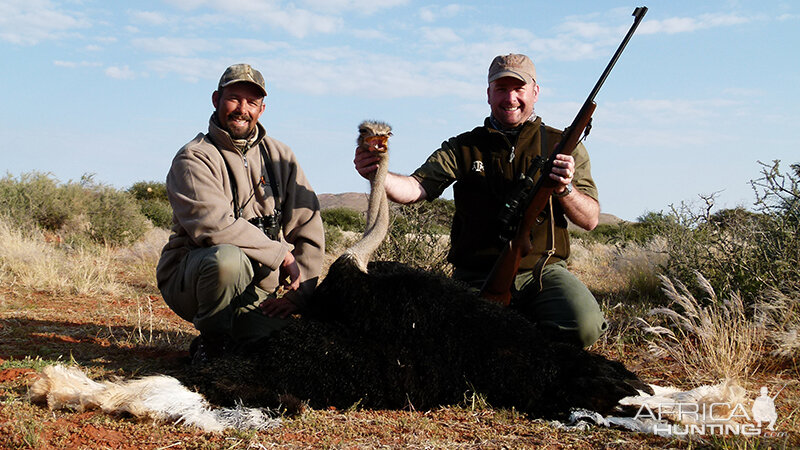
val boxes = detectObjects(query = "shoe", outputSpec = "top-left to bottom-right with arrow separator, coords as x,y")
189,334 -> 235,367
189,336 -> 206,366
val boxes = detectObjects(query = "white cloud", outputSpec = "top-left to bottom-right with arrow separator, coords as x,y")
259,48 -> 479,99
128,10 -> 169,26
274,8 -> 342,37
163,0 -> 212,10
640,13 -> 750,35
419,4 -> 468,23
300,0 -> 408,15
0,0 -> 90,45
54,60 -> 102,68
225,39 -> 291,54
132,37 -> 216,56
351,28 -> 392,41
145,56 -> 223,83
144,45 -> 482,100
511,11 -> 755,63
161,0 -> 343,38
105,65 -> 136,80
420,27 -> 461,44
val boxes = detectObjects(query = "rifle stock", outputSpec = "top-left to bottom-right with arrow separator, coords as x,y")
480,7 -> 647,305
481,103 -> 596,305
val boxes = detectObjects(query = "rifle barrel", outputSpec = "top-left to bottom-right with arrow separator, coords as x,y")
479,7 -> 648,305
586,7 -> 648,104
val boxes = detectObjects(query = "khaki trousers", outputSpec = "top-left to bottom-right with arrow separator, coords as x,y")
159,244 -> 290,343
454,260 -> 607,347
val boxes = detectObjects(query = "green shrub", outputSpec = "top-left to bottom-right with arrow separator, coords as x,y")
655,160 -> 800,304
0,172 -> 151,246
321,207 -> 365,232
323,222 -> 346,252
128,181 -> 173,229
375,200 -> 453,275
137,199 -> 173,229
86,184 -> 150,246
128,181 -> 168,201
0,172 -> 86,231
578,211 -> 675,245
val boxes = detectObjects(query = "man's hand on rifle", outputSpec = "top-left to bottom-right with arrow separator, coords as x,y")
550,153 -> 575,195
549,153 -> 599,230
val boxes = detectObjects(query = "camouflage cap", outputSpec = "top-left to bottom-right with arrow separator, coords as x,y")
488,53 -> 536,85
218,63 -> 267,97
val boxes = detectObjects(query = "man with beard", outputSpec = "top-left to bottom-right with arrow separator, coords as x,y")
157,64 -> 324,363
354,54 -> 606,348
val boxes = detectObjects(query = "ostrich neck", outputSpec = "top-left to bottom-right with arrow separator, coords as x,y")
345,151 -> 389,272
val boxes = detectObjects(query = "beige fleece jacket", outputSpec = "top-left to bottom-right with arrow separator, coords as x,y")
156,116 -> 325,308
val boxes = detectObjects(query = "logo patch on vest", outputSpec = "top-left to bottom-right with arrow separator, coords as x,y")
471,161 -> 485,173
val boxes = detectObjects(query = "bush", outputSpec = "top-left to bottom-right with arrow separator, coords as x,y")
654,160 -> 800,304
0,172 -> 86,231
128,181 -> 168,201
578,211 -> 675,245
321,207 -> 365,232
86,184 -> 150,246
128,181 -> 173,229
323,222 -> 346,252
390,198 -> 454,235
137,199 -> 173,229
375,200 -> 454,275
0,172 -> 151,247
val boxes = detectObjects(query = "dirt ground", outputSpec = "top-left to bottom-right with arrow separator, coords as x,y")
0,285 -> 797,449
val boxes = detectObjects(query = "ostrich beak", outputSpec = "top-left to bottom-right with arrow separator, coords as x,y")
365,135 -> 389,153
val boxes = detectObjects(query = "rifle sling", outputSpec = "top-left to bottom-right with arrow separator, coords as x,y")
529,199 -> 557,296
516,125 -> 557,301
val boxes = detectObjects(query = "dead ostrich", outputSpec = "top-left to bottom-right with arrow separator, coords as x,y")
183,120 -> 652,419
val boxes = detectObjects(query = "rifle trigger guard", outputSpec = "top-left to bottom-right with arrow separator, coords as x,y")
581,118 -> 593,142
530,155 -> 546,170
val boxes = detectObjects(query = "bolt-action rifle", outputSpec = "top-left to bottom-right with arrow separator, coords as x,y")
480,6 -> 648,306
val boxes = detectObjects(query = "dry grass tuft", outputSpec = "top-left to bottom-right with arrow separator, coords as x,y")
754,288 -> 800,359
569,237 -> 667,299
0,217 -> 126,296
113,227 -> 169,291
640,272 -> 763,385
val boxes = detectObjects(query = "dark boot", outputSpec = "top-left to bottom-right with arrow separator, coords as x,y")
189,333 -> 236,367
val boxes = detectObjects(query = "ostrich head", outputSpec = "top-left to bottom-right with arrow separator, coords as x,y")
340,120 -> 392,272
358,121 -> 392,154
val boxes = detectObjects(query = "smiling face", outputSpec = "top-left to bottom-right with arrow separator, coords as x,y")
212,82 -> 266,139
487,76 -> 539,129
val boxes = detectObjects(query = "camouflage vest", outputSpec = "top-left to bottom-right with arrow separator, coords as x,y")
448,117 -> 570,271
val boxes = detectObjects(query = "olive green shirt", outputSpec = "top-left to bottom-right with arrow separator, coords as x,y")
411,116 -> 597,271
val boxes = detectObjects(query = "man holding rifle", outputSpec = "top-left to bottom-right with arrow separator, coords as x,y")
354,54 -> 606,347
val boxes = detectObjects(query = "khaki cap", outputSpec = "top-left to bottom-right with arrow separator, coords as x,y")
218,63 -> 267,97
488,53 -> 536,85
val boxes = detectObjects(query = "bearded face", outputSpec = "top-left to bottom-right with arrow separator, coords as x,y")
213,82 -> 266,139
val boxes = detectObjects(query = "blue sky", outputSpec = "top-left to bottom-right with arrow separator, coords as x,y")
1,1 -> 798,221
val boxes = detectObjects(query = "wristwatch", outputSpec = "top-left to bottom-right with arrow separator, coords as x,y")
553,183 -> 573,198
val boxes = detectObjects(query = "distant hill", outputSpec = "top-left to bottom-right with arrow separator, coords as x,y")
318,192 -> 624,228
569,213 -> 625,231
318,192 -> 369,211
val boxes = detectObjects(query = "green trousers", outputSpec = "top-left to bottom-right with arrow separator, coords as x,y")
159,244 -> 291,343
454,260 -> 607,347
